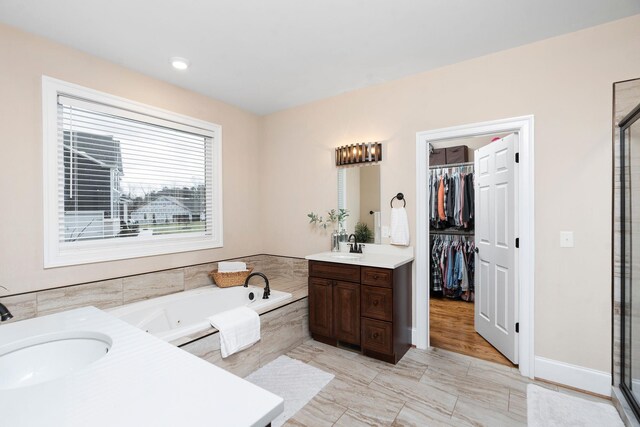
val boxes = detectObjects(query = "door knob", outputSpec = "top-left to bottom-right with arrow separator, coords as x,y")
474,247 -> 479,253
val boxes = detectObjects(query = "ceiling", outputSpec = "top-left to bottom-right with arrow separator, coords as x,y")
1,1 -> 638,115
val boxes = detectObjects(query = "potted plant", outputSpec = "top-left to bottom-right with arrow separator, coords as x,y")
307,209 -> 349,251
354,221 -> 374,244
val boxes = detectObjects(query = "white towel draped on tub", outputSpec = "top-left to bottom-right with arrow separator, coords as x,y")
390,207 -> 410,246
208,307 -> 260,358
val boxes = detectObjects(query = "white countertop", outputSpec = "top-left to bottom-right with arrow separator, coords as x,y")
0,307 -> 283,427
305,248 -> 414,269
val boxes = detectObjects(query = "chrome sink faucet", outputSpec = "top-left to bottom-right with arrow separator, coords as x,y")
244,272 -> 271,299
348,234 -> 363,254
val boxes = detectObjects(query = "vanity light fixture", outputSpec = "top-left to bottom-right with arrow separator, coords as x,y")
170,57 -> 190,70
335,142 -> 382,166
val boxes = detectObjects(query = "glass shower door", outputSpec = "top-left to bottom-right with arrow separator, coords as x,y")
621,102 -> 640,417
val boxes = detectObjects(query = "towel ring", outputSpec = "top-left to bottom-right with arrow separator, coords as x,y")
390,193 -> 406,208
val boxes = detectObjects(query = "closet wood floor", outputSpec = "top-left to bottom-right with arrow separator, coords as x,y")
430,297 -> 515,367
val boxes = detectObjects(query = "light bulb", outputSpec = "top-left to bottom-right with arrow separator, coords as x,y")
170,57 -> 190,70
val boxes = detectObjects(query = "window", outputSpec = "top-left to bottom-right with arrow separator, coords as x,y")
42,77 -> 222,267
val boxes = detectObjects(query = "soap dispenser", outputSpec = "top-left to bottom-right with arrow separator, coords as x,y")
331,229 -> 340,252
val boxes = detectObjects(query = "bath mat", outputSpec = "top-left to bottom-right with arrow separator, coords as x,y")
527,384 -> 623,427
245,355 -> 334,427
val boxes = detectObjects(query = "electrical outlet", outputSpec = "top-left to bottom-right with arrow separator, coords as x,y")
560,231 -> 574,248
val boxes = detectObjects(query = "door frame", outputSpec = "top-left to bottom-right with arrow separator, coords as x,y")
415,115 -> 535,378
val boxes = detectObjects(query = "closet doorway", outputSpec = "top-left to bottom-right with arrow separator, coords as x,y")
428,133 -> 515,367
415,116 -> 535,379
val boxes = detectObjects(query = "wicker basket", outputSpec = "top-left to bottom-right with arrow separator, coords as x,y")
209,267 -> 253,288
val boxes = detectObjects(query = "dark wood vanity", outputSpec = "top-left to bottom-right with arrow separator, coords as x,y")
308,259 -> 412,364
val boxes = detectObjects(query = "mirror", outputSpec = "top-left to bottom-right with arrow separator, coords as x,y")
337,164 -> 381,243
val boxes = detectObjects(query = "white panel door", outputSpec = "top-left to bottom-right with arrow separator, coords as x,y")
474,134 -> 519,363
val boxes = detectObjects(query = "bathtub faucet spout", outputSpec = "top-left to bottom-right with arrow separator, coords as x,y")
0,302 -> 13,322
244,272 -> 271,299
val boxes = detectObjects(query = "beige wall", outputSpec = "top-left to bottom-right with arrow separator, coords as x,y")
0,24 -> 263,294
259,15 -> 640,372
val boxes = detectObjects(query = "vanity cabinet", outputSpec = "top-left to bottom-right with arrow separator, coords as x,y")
308,260 -> 412,364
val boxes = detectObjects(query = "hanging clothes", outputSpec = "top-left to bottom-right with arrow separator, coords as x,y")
429,235 -> 475,301
437,176 -> 446,221
429,166 -> 474,231
462,172 -> 474,225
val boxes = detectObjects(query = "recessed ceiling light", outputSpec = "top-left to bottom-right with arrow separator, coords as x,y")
170,57 -> 190,70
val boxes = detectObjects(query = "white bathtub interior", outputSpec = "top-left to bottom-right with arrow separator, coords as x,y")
108,286 -> 292,342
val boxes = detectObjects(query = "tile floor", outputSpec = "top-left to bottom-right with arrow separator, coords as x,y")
282,339 -> 613,426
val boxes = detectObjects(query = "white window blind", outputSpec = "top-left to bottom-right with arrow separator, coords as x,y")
43,77 -> 222,267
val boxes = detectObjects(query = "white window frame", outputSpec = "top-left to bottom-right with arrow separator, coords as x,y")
42,76 -> 223,268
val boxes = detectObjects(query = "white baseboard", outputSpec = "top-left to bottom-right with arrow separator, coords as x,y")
534,356 -> 611,396
411,327 -> 417,346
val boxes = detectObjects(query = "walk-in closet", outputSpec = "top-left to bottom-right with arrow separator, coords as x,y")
428,134 -> 517,367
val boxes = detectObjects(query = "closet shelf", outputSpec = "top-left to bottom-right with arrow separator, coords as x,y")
430,229 -> 475,236
429,161 -> 474,169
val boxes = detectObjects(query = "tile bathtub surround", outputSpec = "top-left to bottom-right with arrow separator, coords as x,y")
180,298 -> 309,377
123,269 -> 184,304
0,254 -> 308,321
37,278 -> 124,316
0,293 -> 36,324
282,340 -> 615,427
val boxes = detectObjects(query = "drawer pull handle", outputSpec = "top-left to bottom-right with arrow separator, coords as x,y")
373,332 -> 379,339
373,300 -> 379,306
373,275 -> 379,279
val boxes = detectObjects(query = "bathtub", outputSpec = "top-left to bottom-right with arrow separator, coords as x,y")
108,285 -> 292,343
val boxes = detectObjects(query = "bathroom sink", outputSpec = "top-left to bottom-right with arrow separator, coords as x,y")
0,331 -> 111,390
330,253 -> 364,260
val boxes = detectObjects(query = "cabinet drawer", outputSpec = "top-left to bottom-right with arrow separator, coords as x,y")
309,261 -> 361,283
361,286 -> 392,322
361,318 -> 393,355
361,267 -> 392,288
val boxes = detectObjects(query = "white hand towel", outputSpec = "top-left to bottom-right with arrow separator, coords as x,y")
218,261 -> 247,273
208,307 -> 260,358
390,207 -> 410,246
373,211 -> 382,244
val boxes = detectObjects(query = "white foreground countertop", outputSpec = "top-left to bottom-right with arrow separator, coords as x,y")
306,245 -> 414,269
0,307 -> 283,427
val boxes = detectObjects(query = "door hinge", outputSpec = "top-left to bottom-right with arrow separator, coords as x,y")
515,322 -> 520,333
515,152 -> 520,163
515,238 -> 519,248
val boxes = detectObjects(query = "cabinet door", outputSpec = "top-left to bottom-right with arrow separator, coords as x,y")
333,281 -> 361,345
309,277 -> 333,338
